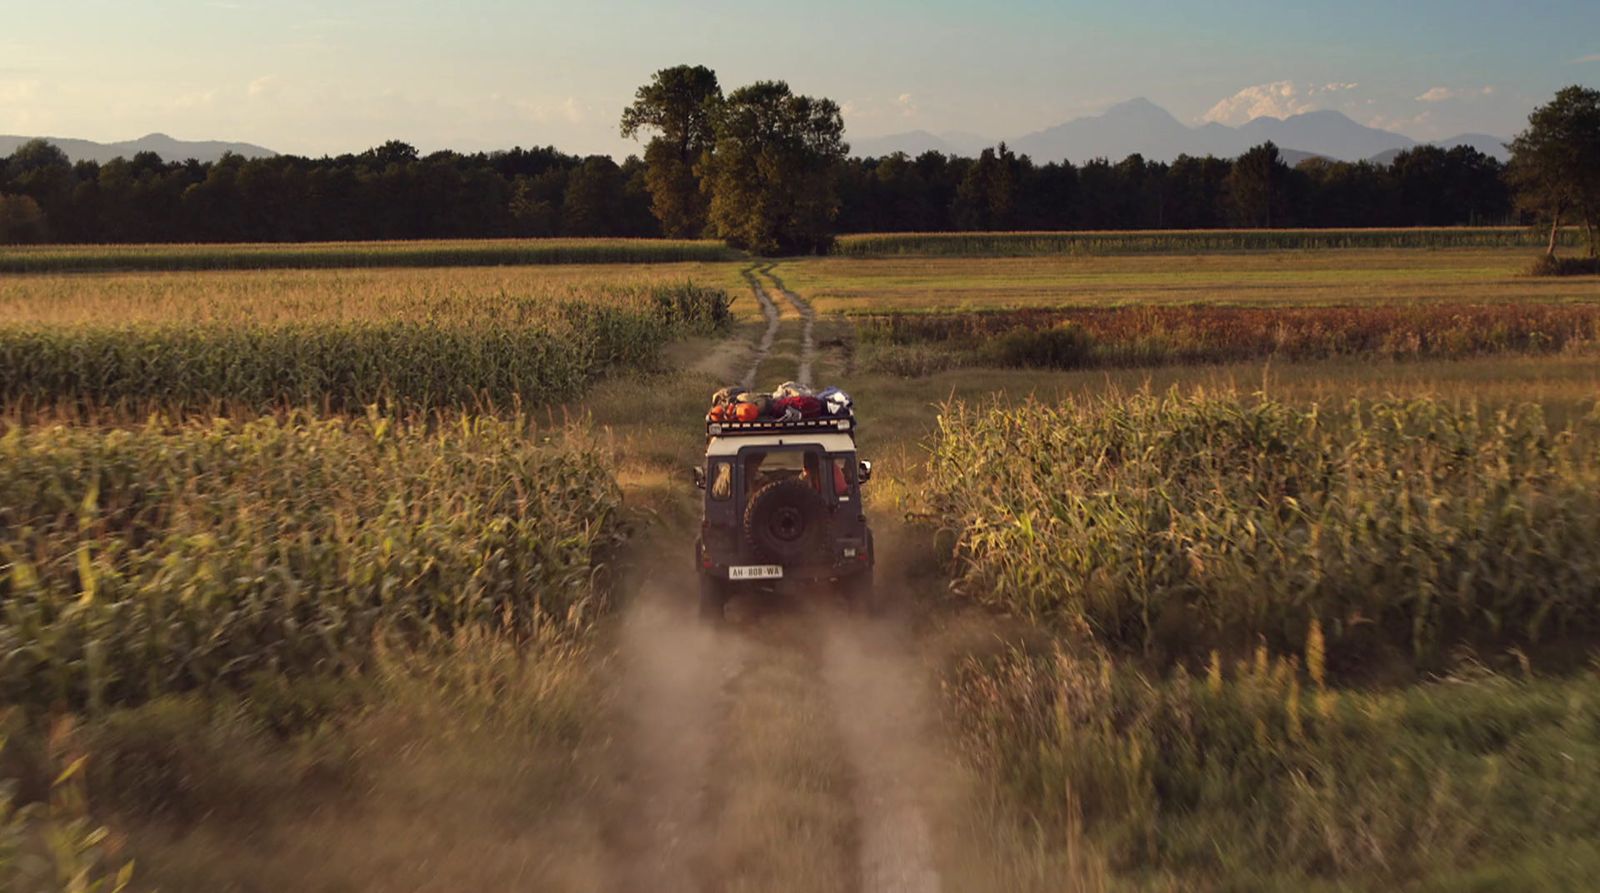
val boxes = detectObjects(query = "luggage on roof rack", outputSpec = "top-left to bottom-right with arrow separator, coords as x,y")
705,383 -> 856,437
706,413 -> 856,437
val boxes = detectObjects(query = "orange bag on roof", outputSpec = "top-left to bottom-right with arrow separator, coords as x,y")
735,402 -> 760,422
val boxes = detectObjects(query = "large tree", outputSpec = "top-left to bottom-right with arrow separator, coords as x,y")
701,81 -> 847,255
1227,142 -> 1292,227
620,65 -> 722,237
952,144 -> 1022,230
1508,85 -> 1600,258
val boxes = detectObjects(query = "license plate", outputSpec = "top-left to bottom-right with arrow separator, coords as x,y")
728,564 -> 783,580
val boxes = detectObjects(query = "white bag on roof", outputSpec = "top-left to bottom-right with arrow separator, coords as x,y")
817,386 -> 852,416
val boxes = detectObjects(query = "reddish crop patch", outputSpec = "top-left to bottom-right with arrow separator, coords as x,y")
858,303 -> 1600,369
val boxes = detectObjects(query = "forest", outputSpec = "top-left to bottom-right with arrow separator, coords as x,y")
0,136 -> 1512,244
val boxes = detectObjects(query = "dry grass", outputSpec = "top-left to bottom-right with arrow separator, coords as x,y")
104,630 -> 610,893
942,638 -> 1600,891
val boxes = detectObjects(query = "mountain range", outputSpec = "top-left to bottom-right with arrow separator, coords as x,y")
4,101 -> 1510,169
0,133 -> 276,165
850,98 -> 1509,166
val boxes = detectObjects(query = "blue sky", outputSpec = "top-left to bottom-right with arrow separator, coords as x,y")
2,0 -> 1595,156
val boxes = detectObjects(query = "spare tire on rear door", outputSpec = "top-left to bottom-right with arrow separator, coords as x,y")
743,477 -> 833,565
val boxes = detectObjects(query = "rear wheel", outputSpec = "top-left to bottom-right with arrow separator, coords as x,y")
699,573 -> 729,621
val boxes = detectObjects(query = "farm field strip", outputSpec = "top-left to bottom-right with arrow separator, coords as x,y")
0,237 -> 741,273
835,227 -> 1588,257
0,262 -> 752,325
855,302 -> 1600,374
774,250 -> 1600,315
0,279 -> 733,416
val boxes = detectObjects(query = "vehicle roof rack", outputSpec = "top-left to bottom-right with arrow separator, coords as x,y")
706,414 -> 857,438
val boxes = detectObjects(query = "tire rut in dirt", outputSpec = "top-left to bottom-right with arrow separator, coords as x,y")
739,265 -> 783,390
696,606 -> 863,893
820,611 -> 945,893
760,266 -> 816,389
608,588 -> 749,893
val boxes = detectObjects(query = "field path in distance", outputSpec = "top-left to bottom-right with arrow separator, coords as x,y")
739,264 -> 783,390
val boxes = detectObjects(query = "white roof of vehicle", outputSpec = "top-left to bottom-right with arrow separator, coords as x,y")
706,432 -> 857,457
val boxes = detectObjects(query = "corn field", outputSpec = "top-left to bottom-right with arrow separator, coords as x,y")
0,238 -> 741,273
836,227 -> 1583,257
0,283 -> 730,415
925,391 -> 1600,667
0,413 -> 623,714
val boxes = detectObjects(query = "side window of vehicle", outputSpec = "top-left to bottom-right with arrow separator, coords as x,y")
829,458 -> 850,501
710,461 -> 732,501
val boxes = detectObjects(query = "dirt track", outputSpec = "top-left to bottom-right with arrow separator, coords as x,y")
740,265 -> 783,390
607,566 -> 950,893
601,292 -> 952,892
759,266 -> 817,389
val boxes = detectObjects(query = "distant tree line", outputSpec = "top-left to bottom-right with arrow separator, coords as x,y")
0,135 -> 1510,247
1,80 -> 1596,259
835,142 -> 1513,232
0,139 -> 659,244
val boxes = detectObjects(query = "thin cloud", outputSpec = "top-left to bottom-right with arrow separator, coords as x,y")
0,79 -> 40,103
504,95 -> 586,125
247,75 -> 278,97
1368,111 -> 1433,133
896,93 -> 917,118
1416,86 -> 1495,102
172,88 -> 220,109
1573,53 -> 1600,64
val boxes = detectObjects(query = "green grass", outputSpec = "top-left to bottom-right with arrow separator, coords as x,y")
0,238 -> 742,273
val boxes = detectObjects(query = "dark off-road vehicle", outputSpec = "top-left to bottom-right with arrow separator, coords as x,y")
693,409 -> 875,619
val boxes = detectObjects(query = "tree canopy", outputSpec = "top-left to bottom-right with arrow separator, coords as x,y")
701,81 -> 848,255
1508,85 -> 1600,257
620,65 -> 722,237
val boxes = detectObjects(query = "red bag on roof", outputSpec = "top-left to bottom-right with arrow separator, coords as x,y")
772,395 -> 824,419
